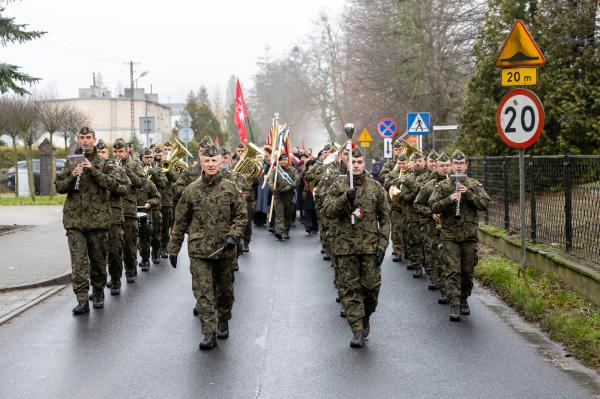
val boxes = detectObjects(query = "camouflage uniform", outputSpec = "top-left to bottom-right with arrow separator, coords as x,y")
160,168 -> 178,251
174,164 -> 201,204
383,164 -> 405,258
55,147 -> 121,301
323,169 -> 390,334
106,162 -> 131,284
146,166 -> 167,259
267,163 -> 299,236
168,170 -> 247,334
314,161 -> 347,256
136,179 -> 161,265
430,157 -> 489,307
396,165 -> 428,268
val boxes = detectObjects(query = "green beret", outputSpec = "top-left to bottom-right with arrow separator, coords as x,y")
140,147 -> 153,156
153,145 -> 163,154
451,150 -> 466,161
397,154 -> 407,162
409,152 -> 423,161
113,138 -> 127,149
79,126 -> 95,135
96,139 -> 107,150
198,135 -> 213,149
437,152 -> 450,162
163,141 -> 172,147
203,143 -> 221,157
393,141 -> 403,149
427,150 -> 439,160
221,147 -> 230,156
352,148 -> 364,158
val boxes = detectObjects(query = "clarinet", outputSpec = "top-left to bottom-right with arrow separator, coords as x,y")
73,148 -> 86,192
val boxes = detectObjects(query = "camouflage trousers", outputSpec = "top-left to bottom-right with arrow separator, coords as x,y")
406,221 -> 424,265
67,229 -> 108,301
107,223 -> 124,281
190,257 -> 235,334
390,208 -> 404,256
244,200 -> 254,244
441,240 -> 478,306
150,208 -> 162,256
274,192 -> 295,234
316,208 -> 330,254
138,213 -> 151,262
336,254 -> 381,333
160,206 -> 173,249
122,217 -> 138,276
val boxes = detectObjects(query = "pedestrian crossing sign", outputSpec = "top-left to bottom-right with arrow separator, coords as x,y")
407,112 -> 430,135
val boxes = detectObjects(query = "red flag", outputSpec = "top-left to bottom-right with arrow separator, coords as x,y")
234,78 -> 248,143
265,128 -> 273,146
215,137 -> 220,146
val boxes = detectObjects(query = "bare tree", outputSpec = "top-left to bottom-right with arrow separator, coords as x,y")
60,106 -> 89,151
0,96 -> 20,196
38,98 -> 70,195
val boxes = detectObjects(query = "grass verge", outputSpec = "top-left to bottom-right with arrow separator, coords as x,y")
0,195 -> 66,205
475,253 -> 600,370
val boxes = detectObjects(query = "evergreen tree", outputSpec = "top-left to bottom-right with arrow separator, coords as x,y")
186,96 -> 225,145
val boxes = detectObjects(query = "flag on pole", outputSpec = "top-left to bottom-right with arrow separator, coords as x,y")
215,137 -> 220,146
265,127 -> 273,146
234,78 -> 248,143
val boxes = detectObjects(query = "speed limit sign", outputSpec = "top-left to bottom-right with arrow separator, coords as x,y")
496,88 -> 544,149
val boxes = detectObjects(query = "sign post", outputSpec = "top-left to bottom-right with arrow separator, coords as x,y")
358,127 -> 372,148
377,117 -> 398,159
139,116 -> 155,147
407,112 -> 431,151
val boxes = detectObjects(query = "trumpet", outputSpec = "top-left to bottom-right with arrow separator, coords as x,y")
161,138 -> 191,173
388,168 -> 408,203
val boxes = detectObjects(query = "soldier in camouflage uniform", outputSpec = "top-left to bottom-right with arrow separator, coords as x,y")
414,152 -> 450,292
267,154 -> 299,240
137,148 -> 162,271
323,147 -> 390,348
173,137 -> 213,204
430,150 -> 490,321
154,146 -> 178,258
55,127 -> 122,314
140,148 -> 166,263
168,143 -> 247,350
378,141 -> 403,183
305,144 -> 333,257
96,140 -> 131,295
383,154 -> 408,262
113,138 -> 145,283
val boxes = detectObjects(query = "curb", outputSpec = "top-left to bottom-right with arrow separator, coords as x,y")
0,285 -> 67,326
0,225 -> 31,237
0,273 -> 71,294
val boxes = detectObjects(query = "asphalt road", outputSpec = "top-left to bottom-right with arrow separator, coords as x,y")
0,226 -> 598,399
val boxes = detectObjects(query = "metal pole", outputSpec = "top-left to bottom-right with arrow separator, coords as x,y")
518,149 -> 526,277
130,61 -> 135,142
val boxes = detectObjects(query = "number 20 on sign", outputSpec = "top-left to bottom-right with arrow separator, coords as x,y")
496,88 -> 544,149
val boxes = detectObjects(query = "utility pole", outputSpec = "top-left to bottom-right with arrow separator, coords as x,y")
124,61 -> 139,142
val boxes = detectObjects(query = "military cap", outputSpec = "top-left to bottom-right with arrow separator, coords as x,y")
203,143 -> 221,157
352,148 -> 365,158
154,145 -> 163,154
409,152 -> 423,161
237,143 -> 246,149
437,152 -> 450,162
96,139 -> 107,150
397,154 -> 407,162
279,153 -> 288,160
140,147 -> 153,156
263,145 -> 272,154
221,147 -> 230,156
113,138 -> 127,149
79,126 -> 95,135
163,141 -> 172,147
393,141 -> 403,149
198,135 -> 213,148
427,150 -> 439,160
451,150 -> 467,160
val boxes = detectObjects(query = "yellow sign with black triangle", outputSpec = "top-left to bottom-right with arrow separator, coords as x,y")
495,20 -> 545,67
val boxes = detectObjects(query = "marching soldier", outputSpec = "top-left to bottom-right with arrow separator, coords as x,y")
267,154 -> 299,240
137,148 -> 162,271
168,143 -> 247,350
379,141 -> 403,183
430,150 -> 490,321
55,127 -> 121,314
113,138 -> 145,283
383,154 -> 408,262
173,136 -> 213,204
96,140 -> 131,295
323,147 -> 390,348
154,145 -> 178,258
141,148 -> 166,264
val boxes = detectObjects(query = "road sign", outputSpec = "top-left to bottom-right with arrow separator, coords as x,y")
407,112 -> 430,135
383,138 -> 393,159
139,117 -> 155,134
358,128 -> 372,142
501,67 -> 537,86
377,118 -> 398,138
178,127 -> 194,143
495,20 -> 545,67
496,88 -> 544,149
180,111 -> 192,128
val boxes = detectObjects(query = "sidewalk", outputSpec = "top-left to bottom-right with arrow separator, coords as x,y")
0,206 -> 70,291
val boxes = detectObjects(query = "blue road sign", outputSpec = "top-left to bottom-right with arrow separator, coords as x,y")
377,117 -> 398,138
407,112 -> 431,135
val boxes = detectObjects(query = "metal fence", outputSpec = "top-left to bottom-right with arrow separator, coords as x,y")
469,155 -> 600,264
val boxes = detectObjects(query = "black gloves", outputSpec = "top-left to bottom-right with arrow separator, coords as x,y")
169,254 -> 177,268
346,188 -> 356,202
376,248 -> 385,266
223,235 -> 237,250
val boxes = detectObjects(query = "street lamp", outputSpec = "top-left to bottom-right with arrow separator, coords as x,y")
135,71 -> 148,89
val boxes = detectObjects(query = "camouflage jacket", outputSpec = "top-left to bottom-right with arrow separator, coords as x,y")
413,172 -> 447,224
168,171 -> 247,259
304,160 -> 323,187
314,162 -> 347,208
137,179 -> 161,210
395,168 -> 428,223
174,163 -> 201,204
383,167 -> 403,211
379,158 -> 397,182
223,169 -> 253,203
323,172 -> 390,256
55,149 -> 121,231
108,164 -> 132,224
266,165 -> 299,195
119,157 -> 145,219
429,176 -> 490,241
159,169 -> 178,207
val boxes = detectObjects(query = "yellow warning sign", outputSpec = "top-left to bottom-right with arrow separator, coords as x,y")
495,20 -> 545,67
358,128 -> 372,143
359,141 -> 370,148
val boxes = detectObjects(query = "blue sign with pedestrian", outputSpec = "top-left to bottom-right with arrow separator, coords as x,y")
377,117 -> 398,138
407,112 -> 431,135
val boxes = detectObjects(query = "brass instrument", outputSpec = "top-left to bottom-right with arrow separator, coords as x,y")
233,142 -> 264,181
388,168 -> 408,203
450,173 -> 468,218
161,138 -> 192,173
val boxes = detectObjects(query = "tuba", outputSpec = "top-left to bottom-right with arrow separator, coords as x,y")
233,142 -> 264,181
161,138 -> 192,173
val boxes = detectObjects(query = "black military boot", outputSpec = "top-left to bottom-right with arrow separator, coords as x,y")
392,255 -> 401,262
449,305 -> 461,322
72,300 -> 89,315
335,296 -> 341,303
275,232 -> 283,240
140,260 -> 150,271
92,291 -> 105,309
126,273 -> 136,284
284,230 -> 290,240
193,307 -> 198,316
460,301 -> 470,315
217,320 -> 229,340
151,251 -> 160,264
350,331 -> 365,348
340,309 -> 346,318
110,279 -> 121,295
362,316 -> 371,339
199,333 -> 217,350
323,254 -> 331,261
406,263 -> 416,270
412,266 -> 424,278
437,295 -> 449,305
320,248 -> 325,254
242,242 -> 249,252
106,280 -> 113,289
160,249 -> 168,258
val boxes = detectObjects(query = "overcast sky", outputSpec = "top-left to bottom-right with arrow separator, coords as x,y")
3,0 -> 345,103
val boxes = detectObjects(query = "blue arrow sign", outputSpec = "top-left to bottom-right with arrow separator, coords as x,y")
407,112 -> 431,135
